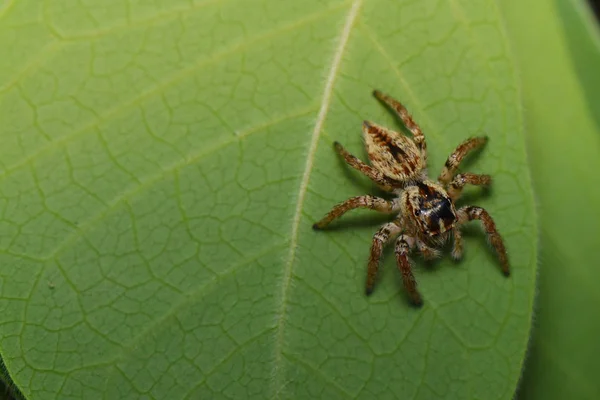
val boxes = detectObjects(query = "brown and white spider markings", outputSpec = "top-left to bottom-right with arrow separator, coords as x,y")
312,90 -> 509,307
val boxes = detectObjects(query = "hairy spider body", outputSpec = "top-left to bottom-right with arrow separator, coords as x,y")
313,90 -> 509,307
403,180 -> 456,236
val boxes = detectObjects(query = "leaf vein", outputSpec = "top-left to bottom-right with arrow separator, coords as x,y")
282,352 -> 355,399
42,106 -> 315,260
0,3 -> 347,182
270,0 -> 363,396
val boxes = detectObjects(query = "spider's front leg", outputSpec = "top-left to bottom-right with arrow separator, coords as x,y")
457,206 -> 510,276
395,234 -> 422,307
366,221 -> 402,295
312,195 -> 398,230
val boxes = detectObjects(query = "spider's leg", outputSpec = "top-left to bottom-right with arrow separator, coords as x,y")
312,195 -> 397,230
438,137 -> 487,185
416,239 -> 439,260
447,173 -> 491,201
373,90 -> 428,167
395,234 -> 422,306
366,221 -> 402,295
457,206 -> 509,276
334,141 -> 398,191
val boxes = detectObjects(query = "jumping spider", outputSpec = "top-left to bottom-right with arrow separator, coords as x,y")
313,90 -> 509,307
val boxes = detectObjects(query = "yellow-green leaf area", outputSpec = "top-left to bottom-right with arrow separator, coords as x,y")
499,0 -> 600,399
0,0 -> 536,398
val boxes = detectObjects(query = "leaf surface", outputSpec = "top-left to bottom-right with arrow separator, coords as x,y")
498,0 -> 600,398
0,0 -> 536,398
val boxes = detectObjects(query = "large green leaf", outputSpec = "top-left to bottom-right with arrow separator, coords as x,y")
499,0 -> 600,399
0,0 -> 536,398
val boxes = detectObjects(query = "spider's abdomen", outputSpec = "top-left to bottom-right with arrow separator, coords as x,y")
362,121 -> 423,181
406,181 -> 457,236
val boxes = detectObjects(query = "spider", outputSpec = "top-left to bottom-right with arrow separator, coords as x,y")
312,90 -> 509,307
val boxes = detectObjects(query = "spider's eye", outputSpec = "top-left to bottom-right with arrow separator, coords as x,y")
414,209 -> 421,216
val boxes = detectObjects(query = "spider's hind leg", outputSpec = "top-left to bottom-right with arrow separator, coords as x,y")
373,90 -> 428,166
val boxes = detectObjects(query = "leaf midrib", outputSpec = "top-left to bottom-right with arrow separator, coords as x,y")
270,0 -> 363,396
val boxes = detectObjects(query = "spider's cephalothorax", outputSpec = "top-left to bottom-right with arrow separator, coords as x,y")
313,90 -> 509,307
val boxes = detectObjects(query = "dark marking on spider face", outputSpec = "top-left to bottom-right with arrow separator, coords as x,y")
414,182 -> 456,235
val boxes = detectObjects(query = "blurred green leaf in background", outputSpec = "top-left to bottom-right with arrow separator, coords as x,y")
0,0 -> 597,399
500,0 -> 600,399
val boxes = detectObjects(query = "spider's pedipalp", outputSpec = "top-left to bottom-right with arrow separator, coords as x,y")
333,141 -> 398,191
373,90 -> 428,166
312,195 -> 397,230
366,221 -> 402,295
457,206 -> 509,276
447,173 -> 491,201
416,238 -> 440,260
439,136 -> 487,185
451,227 -> 463,260
395,234 -> 422,307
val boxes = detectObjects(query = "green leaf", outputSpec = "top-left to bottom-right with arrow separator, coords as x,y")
0,0 -> 536,398
498,0 -> 600,399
